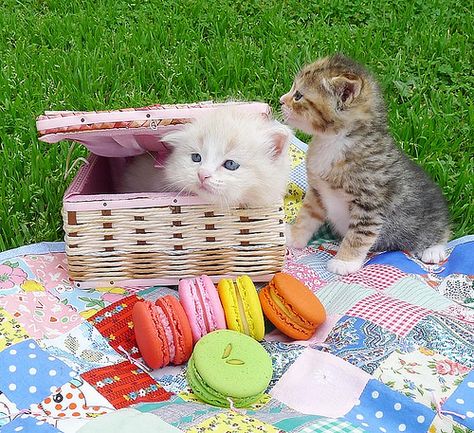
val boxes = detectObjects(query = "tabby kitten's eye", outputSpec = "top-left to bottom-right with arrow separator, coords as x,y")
293,91 -> 303,101
191,153 -> 201,162
223,160 -> 240,170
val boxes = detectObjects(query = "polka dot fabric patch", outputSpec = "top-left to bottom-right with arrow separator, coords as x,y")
441,371 -> 474,430
0,415 -> 61,433
81,361 -> 172,409
0,339 -> 75,408
345,379 -> 435,433
32,380 -> 112,420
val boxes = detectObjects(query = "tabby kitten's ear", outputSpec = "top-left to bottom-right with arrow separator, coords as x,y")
330,73 -> 363,107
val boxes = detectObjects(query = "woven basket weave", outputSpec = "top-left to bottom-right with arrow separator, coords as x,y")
38,102 -> 285,287
64,200 -> 285,284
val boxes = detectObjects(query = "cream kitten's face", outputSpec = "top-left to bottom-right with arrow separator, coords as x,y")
162,108 -> 291,207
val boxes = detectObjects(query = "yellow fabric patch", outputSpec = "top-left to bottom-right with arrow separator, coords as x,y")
0,307 -> 29,351
179,389 -> 270,409
289,144 -> 305,169
186,410 -> 279,433
20,279 -> 46,292
284,182 -> 305,223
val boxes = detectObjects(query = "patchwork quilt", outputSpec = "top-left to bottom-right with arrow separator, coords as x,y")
0,137 -> 473,433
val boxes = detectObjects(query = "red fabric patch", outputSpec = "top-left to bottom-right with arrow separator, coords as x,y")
81,361 -> 172,408
342,264 -> 406,291
88,295 -> 140,357
346,293 -> 431,336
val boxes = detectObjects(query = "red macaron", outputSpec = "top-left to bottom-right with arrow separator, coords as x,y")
132,295 -> 193,369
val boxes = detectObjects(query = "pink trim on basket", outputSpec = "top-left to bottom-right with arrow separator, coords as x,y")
37,102 -> 270,133
72,274 -> 274,289
64,194 -> 206,211
64,154 -> 207,210
38,102 -> 271,158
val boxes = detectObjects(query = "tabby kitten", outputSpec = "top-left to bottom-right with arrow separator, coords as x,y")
281,53 -> 450,275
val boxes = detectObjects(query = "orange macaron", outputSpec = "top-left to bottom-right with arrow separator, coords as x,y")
259,272 -> 326,340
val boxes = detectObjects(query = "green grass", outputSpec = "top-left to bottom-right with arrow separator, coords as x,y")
0,0 -> 472,251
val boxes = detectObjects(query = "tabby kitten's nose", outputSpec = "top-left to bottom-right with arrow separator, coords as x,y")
280,92 -> 291,105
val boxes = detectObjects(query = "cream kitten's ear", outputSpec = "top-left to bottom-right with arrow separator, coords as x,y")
268,122 -> 292,159
330,73 -> 363,106
161,127 -> 189,147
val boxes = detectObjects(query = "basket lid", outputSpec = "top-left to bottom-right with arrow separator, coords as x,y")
36,101 -> 271,157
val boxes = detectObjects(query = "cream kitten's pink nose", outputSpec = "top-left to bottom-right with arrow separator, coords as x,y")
198,169 -> 211,183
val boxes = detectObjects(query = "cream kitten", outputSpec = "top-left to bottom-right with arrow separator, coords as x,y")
118,107 -> 292,207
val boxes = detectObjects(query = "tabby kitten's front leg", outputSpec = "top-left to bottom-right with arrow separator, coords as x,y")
287,187 -> 327,249
327,201 -> 383,275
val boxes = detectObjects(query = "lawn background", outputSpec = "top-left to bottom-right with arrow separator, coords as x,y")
0,0 -> 472,251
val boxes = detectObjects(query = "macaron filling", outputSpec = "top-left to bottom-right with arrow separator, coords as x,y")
234,280 -> 250,335
155,304 -> 176,362
267,282 -> 315,332
196,276 -> 217,332
189,280 -> 208,338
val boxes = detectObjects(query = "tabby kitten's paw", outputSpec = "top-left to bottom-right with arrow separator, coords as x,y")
420,244 -> 447,264
327,258 -> 364,275
285,224 -> 311,249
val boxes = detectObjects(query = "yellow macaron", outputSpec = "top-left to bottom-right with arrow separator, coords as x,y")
217,276 -> 265,341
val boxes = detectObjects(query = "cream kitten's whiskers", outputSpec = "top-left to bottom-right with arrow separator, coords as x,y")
118,107 -> 292,208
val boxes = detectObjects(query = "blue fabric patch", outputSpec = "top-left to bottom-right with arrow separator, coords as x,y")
39,322 -> 125,373
442,371 -> 474,429
297,250 -> 338,281
0,339 -> 74,408
0,415 -> 62,433
345,379 -> 435,433
322,316 -> 400,374
406,314 -> 474,369
260,341 -> 306,389
437,242 -> 474,277
366,251 -> 426,274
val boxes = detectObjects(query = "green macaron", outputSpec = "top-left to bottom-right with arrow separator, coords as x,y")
186,330 -> 273,408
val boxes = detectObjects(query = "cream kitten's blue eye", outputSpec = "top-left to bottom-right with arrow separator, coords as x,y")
223,160 -> 240,171
191,153 -> 201,163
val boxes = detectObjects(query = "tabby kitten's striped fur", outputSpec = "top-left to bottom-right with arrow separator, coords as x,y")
281,54 -> 450,275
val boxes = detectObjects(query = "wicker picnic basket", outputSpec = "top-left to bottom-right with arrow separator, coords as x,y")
36,102 -> 286,287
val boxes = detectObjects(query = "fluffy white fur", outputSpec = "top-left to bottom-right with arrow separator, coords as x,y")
118,107 -> 292,207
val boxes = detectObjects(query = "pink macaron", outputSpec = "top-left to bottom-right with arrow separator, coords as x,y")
178,275 -> 226,343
